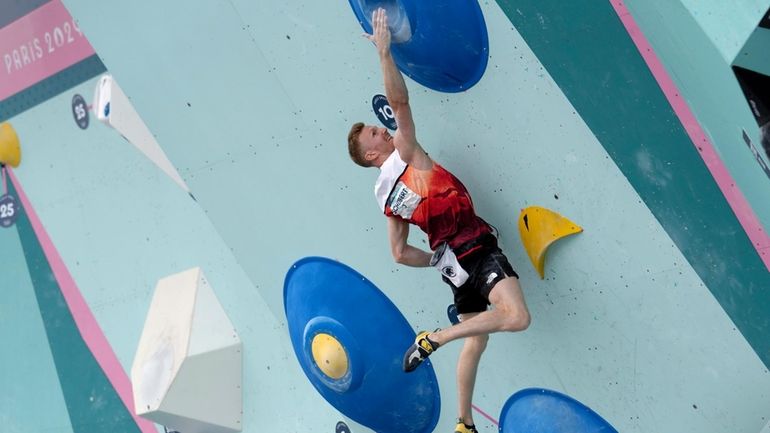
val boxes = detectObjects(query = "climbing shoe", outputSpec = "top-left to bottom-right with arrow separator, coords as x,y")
454,419 -> 478,433
402,329 -> 440,372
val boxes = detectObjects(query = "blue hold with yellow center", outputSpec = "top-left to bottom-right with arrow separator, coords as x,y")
284,257 -> 440,433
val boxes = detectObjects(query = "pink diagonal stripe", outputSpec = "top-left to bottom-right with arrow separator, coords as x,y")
472,403 -> 500,426
7,168 -> 156,433
609,0 -> 770,270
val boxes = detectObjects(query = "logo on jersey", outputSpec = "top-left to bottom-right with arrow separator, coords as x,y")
387,181 -> 421,219
442,266 -> 456,278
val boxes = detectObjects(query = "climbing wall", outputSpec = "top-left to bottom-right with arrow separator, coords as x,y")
1,0 -> 769,432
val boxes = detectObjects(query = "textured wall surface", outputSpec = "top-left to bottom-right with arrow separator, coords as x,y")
623,0 -> 770,229
675,0 -> 769,61
1,0 -> 769,432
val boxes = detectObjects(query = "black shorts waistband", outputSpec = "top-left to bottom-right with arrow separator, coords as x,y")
454,232 -> 498,261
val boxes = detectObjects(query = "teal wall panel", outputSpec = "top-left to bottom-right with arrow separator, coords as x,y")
0,0 -> 50,27
0,1 -> 764,432
9,177 -> 143,433
676,0 -> 770,61
496,0 -> 770,370
0,218 -> 74,433
734,27 -> 770,76
3,77 -> 347,433
623,0 -> 770,231
624,0 -> 770,363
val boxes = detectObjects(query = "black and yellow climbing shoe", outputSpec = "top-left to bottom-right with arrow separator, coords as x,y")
454,419 -> 478,433
402,329 -> 440,372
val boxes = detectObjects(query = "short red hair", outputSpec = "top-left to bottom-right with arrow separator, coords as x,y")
347,122 -> 372,167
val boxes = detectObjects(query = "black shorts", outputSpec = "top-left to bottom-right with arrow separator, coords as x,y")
442,245 -> 519,315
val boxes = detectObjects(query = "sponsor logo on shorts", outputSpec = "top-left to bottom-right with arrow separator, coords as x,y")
486,272 -> 498,285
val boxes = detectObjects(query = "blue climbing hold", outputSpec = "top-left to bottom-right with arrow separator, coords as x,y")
447,303 -> 459,325
499,388 -> 618,433
348,0 -> 489,92
284,257 -> 441,433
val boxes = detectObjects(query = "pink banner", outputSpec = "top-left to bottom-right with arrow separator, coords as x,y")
0,0 -> 96,101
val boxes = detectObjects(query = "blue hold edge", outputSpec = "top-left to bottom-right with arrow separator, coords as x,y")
283,257 -> 441,433
499,388 -> 618,433
348,0 -> 489,92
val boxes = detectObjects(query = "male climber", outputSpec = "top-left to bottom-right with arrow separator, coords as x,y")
347,9 -> 531,433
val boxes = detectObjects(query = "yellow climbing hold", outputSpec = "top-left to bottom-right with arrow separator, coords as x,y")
518,206 -> 583,279
311,333 -> 349,380
0,122 -> 21,167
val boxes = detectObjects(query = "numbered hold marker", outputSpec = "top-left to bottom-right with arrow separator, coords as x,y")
372,94 -> 397,130
0,194 -> 19,228
335,421 -> 351,433
72,94 -> 89,129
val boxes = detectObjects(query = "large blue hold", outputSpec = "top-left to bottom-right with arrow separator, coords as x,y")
499,388 -> 618,433
348,0 -> 489,92
284,257 -> 440,433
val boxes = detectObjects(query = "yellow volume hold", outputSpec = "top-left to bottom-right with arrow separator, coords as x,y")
518,206 -> 583,279
0,122 -> 21,167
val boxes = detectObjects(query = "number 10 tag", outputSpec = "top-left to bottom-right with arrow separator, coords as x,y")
372,94 -> 397,130
0,194 -> 19,228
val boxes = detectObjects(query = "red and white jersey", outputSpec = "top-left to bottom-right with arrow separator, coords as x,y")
375,150 -> 491,251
